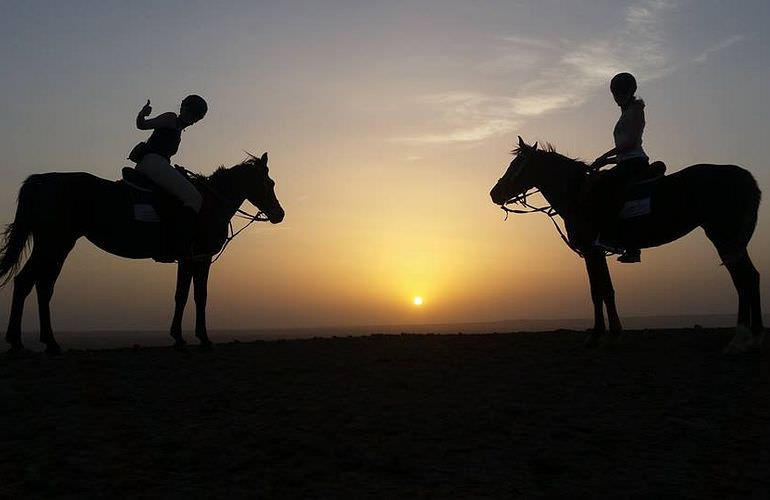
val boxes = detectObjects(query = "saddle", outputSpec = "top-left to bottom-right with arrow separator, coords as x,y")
591,161 -> 667,253
120,167 -> 193,223
637,160 -> 666,181
617,161 -> 667,219
118,167 -> 201,262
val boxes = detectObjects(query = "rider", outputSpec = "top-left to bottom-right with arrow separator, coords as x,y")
591,72 -> 648,263
129,95 -> 208,257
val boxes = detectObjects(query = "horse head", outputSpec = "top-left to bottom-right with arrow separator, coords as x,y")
489,136 -> 539,205
242,152 -> 285,224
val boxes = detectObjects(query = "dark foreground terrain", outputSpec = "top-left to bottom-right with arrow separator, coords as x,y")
1,329 -> 768,499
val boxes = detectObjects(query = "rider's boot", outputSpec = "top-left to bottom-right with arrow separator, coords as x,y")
153,207 -> 199,263
618,248 -> 641,263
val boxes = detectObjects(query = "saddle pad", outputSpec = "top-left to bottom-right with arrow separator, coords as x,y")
618,197 -> 651,219
133,203 -> 161,223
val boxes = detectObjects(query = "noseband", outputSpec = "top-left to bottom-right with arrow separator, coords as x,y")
178,165 -> 271,263
498,153 -> 582,257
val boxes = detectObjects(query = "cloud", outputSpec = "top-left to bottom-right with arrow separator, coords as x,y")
499,35 -> 561,50
554,0 -> 676,95
397,0 -> 678,145
394,92 -> 520,144
474,51 -> 543,75
693,34 -> 744,63
397,119 -> 519,145
508,94 -> 574,116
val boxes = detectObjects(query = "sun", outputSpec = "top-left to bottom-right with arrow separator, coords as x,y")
413,296 -> 424,306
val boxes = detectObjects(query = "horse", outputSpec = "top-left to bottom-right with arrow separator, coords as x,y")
0,153 -> 285,353
490,136 -> 763,353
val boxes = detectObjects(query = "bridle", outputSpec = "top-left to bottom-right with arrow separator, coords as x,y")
178,166 -> 272,263
497,153 -> 583,257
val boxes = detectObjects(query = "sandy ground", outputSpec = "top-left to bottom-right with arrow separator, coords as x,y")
1,328 -> 768,499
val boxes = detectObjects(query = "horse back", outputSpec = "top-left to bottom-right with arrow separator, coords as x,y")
655,163 -> 760,211
18,172 -> 128,227
598,163 -> 760,250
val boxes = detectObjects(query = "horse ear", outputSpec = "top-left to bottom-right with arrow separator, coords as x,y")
261,152 -> 268,164
532,142 -> 538,150
517,136 -> 525,148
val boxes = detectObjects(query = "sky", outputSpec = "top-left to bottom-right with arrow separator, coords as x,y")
0,0 -> 768,333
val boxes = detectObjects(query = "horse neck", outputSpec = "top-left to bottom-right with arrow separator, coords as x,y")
530,153 -> 585,216
204,167 -> 249,219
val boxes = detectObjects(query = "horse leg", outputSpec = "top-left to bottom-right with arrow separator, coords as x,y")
742,254 -> 764,347
169,260 -> 193,348
596,253 -> 623,342
192,259 -> 212,348
35,242 -> 75,354
584,250 -> 607,347
4,252 -> 42,351
723,252 -> 756,354
723,253 -> 763,353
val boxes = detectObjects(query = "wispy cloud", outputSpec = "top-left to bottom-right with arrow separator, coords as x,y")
693,34 -> 744,63
398,119 -> 518,145
498,35 -> 561,50
397,0 -> 677,145
394,92 -> 520,145
555,0 -> 675,93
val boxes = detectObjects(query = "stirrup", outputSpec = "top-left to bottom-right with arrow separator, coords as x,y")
617,249 -> 641,263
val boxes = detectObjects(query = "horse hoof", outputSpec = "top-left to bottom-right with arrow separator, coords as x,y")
756,330 -> 766,351
723,341 -> 751,355
724,325 -> 754,355
6,343 -> 26,357
584,333 -> 602,348
172,339 -> 188,351
45,343 -> 62,355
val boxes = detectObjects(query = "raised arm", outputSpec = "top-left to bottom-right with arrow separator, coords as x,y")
136,100 -> 177,130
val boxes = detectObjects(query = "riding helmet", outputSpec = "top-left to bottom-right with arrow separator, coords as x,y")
610,72 -> 637,96
181,94 -> 208,120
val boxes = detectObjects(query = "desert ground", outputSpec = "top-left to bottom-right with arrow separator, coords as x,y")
1,328 -> 768,498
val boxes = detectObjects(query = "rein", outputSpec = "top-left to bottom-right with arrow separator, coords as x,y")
501,189 -> 584,257
178,166 -> 270,263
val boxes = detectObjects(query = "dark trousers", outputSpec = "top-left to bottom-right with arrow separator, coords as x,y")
602,157 -> 649,189
574,157 -> 649,249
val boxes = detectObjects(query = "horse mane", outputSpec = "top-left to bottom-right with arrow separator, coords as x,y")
511,142 -> 590,172
207,154 -> 264,181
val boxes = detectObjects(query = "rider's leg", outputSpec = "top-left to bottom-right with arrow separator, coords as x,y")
136,154 -> 202,212
137,154 -> 203,258
607,158 -> 648,263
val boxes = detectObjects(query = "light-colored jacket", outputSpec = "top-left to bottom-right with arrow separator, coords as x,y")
613,101 -> 647,162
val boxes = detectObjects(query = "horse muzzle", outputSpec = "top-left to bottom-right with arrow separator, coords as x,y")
490,185 -> 508,206
265,206 -> 285,224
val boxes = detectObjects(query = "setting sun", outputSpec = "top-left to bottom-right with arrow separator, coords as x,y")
413,296 -> 424,306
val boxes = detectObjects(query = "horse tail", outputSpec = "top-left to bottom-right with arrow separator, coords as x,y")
0,176 -> 39,287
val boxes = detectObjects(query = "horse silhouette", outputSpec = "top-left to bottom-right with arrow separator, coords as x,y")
491,137 -> 763,354
0,153 -> 284,353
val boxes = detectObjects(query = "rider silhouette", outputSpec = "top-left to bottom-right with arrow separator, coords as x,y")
591,73 -> 648,263
129,95 -> 208,258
